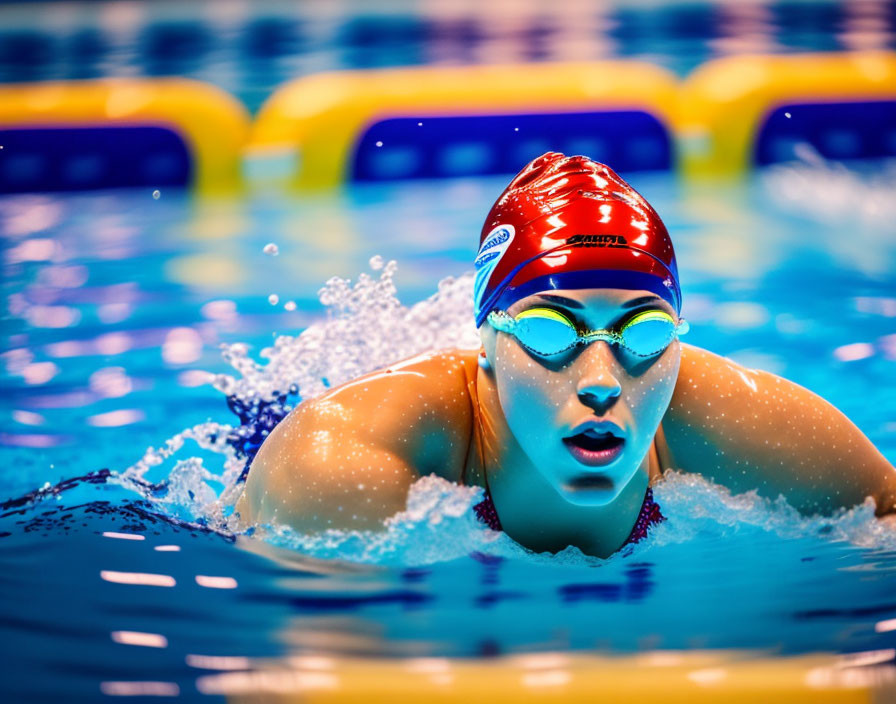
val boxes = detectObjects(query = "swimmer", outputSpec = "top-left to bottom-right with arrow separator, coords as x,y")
237,152 -> 896,558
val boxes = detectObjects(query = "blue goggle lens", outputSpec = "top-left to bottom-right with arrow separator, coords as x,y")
515,312 -> 578,355
618,310 -> 679,357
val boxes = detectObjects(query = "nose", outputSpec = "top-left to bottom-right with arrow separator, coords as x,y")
575,342 -> 622,414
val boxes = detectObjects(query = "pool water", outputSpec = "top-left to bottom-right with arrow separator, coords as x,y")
2,160 -> 896,700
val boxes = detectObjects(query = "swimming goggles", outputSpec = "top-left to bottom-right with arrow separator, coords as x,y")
487,307 -> 689,358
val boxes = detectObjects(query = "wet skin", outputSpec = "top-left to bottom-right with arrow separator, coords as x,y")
237,288 -> 896,558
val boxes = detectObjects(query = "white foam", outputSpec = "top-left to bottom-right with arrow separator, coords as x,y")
649,470 -> 896,550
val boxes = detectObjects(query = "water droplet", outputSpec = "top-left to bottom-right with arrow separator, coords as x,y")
284,301 -> 297,311
375,141 -> 383,147
268,294 -> 279,305
152,190 -> 161,200
369,255 -> 384,271
263,243 -> 279,256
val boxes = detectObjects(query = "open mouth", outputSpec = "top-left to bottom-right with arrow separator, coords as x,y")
562,429 -> 625,467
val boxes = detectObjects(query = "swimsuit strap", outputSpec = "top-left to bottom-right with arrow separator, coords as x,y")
473,487 -> 665,548
473,489 -> 503,530
623,487 -> 665,546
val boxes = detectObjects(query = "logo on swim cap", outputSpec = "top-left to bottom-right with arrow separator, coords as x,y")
474,224 -> 515,322
566,234 -> 628,248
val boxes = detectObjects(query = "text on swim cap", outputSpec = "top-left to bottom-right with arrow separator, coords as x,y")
566,234 -> 628,248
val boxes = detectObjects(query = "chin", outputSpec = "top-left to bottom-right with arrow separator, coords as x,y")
551,454 -> 643,507
556,476 -> 624,507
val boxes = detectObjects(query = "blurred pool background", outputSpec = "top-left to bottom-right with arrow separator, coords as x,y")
4,0 -> 895,111
2,1 -> 896,702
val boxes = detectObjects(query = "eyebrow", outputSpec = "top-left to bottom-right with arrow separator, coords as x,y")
534,294 -> 585,309
620,295 -> 666,310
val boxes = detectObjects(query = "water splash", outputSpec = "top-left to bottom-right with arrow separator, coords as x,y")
762,146 -> 896,228
261,475 -> 510,565
115,258 -> 480,536
241,470 -> 895,566
210,257 -> 478,404
651,470 -> 896,551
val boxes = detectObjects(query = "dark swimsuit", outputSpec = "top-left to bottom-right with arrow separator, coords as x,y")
473,486 -> 665,548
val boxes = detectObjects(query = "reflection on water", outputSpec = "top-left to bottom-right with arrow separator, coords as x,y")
2,461 -> 896,699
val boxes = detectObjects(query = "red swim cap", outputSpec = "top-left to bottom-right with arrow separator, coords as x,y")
473,152 -> 680,327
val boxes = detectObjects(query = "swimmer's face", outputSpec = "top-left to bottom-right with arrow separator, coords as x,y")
480,288 -> 681,506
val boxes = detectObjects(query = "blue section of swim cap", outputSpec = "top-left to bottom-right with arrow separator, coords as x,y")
495,270 -> 679,315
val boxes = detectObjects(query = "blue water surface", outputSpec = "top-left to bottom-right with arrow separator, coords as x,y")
2,163 -> 896,701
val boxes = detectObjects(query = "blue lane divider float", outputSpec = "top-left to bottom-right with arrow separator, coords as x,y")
352,110 -> 672,182
0,126 -> 191,194
755,100 -> 896,165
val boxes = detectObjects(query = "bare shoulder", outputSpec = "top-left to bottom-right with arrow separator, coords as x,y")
659,343 -> 896,515
236,348 -> 479,529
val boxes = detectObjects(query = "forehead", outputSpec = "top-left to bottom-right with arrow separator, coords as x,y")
509,288 -> 671,314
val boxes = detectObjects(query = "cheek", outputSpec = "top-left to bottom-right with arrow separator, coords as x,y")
494,341 -> 567,422
623,346 -> 680,421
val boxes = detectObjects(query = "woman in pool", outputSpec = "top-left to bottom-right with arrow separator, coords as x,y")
237,152 -> 896,558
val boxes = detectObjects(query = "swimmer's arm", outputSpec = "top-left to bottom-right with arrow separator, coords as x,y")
236,351 -> 476,531
660,344 -> 896,517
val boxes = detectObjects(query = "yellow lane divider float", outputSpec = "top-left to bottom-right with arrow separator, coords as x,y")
1,52 -> 894,192
677,51 -> 896,180
249,61 -> 680,189
189,649 -> 896,703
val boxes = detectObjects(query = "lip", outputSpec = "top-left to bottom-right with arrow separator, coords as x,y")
567,418 -> 626,438
562,418 -> 626,468
562,437 -> 625,467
